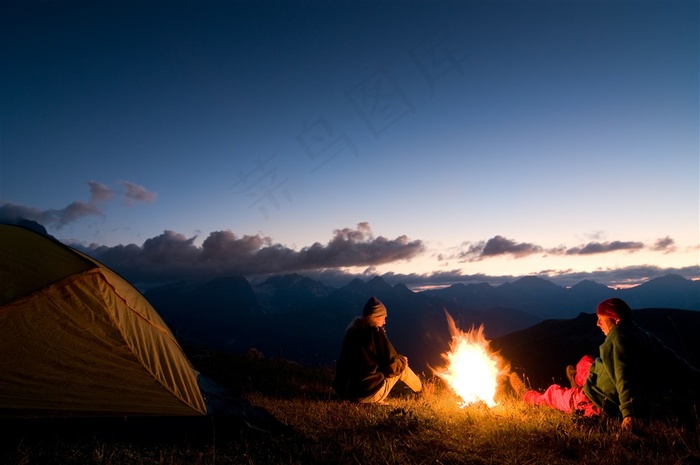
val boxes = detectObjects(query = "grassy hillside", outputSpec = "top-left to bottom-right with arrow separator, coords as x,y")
2,349 -> 698,465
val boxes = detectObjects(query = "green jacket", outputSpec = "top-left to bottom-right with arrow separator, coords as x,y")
584,321 -> 700,419
333,317 -> 407,400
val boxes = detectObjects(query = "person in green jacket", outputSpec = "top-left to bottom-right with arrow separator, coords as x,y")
584,298 -> 700,432
510,298 -> 700,432
333,296 -> 422,403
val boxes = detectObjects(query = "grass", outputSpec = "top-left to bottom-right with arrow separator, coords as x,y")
2,349 -> 699,465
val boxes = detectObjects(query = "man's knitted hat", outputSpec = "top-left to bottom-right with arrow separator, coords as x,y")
596,298 -> 633,321
363,296 -> 388,318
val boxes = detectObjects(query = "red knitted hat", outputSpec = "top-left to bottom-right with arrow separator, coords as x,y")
596,298 -> 632,321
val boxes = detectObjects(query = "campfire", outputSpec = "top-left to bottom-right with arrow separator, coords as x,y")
432,312 -> 510,408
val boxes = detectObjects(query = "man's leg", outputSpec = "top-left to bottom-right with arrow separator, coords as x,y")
359,376 -> 401,403
400,365 -> 422,392
358,366 -> 422,403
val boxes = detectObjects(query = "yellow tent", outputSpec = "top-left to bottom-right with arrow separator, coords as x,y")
0,224 -> 207,417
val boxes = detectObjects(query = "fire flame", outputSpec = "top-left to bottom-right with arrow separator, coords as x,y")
432,312 -> 510,408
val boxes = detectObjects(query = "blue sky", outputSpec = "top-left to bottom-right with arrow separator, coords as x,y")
2,0 -> 698,290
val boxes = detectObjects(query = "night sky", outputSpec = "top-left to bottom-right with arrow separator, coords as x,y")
2,0 -> 698,289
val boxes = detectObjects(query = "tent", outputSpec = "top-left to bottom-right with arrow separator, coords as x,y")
0,224 -> 209,418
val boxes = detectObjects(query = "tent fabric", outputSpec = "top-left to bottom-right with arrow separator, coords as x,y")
0,224 -> 207,417
0,224 -> 94,306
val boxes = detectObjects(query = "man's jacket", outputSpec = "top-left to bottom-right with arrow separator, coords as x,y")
333,317 -> 406,400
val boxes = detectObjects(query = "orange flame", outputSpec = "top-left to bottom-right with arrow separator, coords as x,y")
432,312 -> 510,408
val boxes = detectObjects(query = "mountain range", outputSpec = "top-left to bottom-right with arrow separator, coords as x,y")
144,273 -> 700,378
8,220 -> 698,385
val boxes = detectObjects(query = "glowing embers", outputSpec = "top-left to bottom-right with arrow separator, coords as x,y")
433,312 -> 510,408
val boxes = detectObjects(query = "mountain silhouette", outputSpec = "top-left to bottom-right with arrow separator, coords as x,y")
145,276 -> 263,353
144,273 -> 699,374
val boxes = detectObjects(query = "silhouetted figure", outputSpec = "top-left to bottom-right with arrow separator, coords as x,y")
333,296 -> 422,403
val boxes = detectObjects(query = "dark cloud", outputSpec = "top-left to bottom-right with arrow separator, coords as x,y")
88,181 -> 116,204
294,264 -> 700,291
141,231 -> 200,264
53,182 -> 115,225
566,240 -> 644,255
482,235 -> 543,258
0,200 -> 103,227
373,270 -> 516,289
344,265 -> 700,291
456,235 -> 657,262
531,265 -> 700,289
82,228 -> 681,288
120,181 -> 157,205
0,180 -> 154,228
460,235 -> 543,261
0,202 -> 57,226
56,201 -> 104,226
200,230 -> 272,262
82,223 -> 425,286
652,236 -> 675,253
299,223 -> 423,268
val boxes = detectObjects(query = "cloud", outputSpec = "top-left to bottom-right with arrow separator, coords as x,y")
531,264 -> 700,289
459,235 -> 544,261
120,181 -> 157,205
81,223 -> 425,285
88,181 -> 116,204
51,181 -> 115,226
92,226 -> 693,291
291,263 -> 700,291
565,240 -> 644,255
0,180 -> 155,228
481,235 -> 543,258
200,230 -> 273,262
141,230 -> 200,263
303,264 -> 700,291
299,222 -> 423,268
455,235 -> 659,262
0,200 -> 103,228
0,202 -> 56,227
55,201 -> 105,226
651,236 -> 676,253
